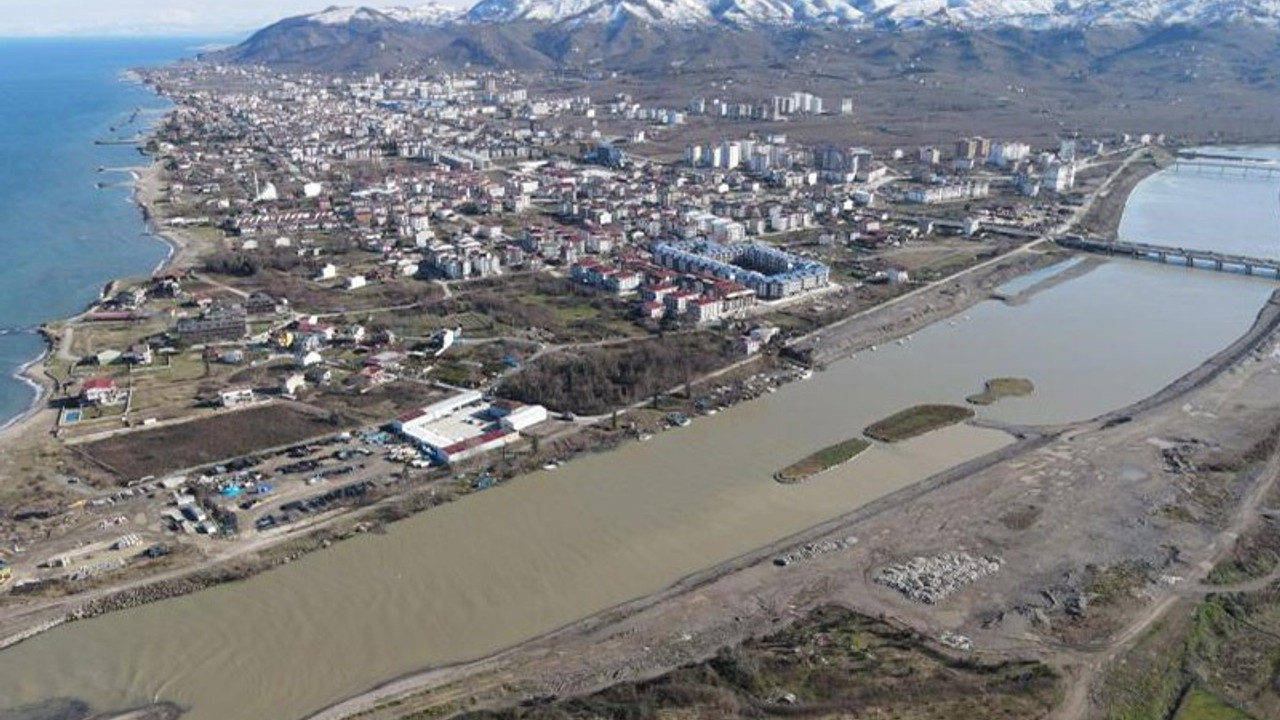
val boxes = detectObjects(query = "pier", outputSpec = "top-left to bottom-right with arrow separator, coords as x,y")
1055,235 -> 1280,279
1170,158 -> 1280,180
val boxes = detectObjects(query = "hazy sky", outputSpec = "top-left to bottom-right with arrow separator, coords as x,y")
0,0 -> 466,37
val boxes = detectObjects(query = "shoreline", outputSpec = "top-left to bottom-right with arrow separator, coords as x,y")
0,85 -> 182,441
0,88 -> 1268,715
0,144 -> 1179,659
301,290 -> 1280,720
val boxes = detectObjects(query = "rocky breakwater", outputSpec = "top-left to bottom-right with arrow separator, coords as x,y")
875,552 -> 1002,604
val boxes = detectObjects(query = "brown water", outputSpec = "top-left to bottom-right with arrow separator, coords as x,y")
0,258 -> 1273,720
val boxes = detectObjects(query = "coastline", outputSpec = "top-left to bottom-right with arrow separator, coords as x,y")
0,97 -> 1258,718
0,94 -> 186,442
0,146 -> 1167,657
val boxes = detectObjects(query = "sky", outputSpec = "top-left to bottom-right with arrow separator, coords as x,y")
0,0 -> 465,37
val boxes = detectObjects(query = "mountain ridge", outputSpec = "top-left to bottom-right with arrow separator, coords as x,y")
286,0 -> 1280,30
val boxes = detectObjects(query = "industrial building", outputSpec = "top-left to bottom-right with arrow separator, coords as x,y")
392,390 -> 548,465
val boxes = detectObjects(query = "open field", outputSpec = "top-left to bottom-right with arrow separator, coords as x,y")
864,404 -> 975,443
966,377 -> 1035,406
774,437 -> 871,484
74,403 -> 349,480
448,606 -> 1060,720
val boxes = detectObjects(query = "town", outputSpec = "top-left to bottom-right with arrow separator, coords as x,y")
0,59 -> 1166,606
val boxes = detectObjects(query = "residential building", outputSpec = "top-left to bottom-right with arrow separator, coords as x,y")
81,377 -> 125,406
176,304 -> 247,345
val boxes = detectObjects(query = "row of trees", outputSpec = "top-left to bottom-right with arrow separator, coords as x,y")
500,335 -> 733,415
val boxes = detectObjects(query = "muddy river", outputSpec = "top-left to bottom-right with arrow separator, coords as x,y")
2,156 -> 1279,719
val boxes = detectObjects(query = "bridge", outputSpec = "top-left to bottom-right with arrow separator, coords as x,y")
1055,235 -> 1280,278
1171,159 -> 1280,180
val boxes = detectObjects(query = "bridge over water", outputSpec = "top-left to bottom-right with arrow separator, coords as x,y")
1055,235 -> 1280,279
1171,159 -> 1280,180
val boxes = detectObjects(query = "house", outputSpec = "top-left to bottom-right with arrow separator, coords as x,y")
305,367 -> 333,386
639,301 -> 665,320
358,365 -> 391,386
345,275 -> 368,290
294,350 -> 324,368
218,387 -> 256,408
281,373 -> 306,396
315,263 -> 338,281
245,292 -> 283,315
81,377 -> 125,406
124,343 -> 153,366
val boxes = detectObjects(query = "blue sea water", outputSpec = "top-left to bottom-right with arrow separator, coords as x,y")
0,38 -> 211,426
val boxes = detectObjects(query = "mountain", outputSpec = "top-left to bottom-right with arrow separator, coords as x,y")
277,0 -> 1280,31
211,0 -> 1280,78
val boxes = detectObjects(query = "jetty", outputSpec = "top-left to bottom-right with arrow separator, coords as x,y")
1056,235 -> 1280,278
1169,158 -> 1280,180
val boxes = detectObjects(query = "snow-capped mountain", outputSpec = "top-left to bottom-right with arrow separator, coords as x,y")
217,0 -> 1280,75
304,3 -> 463,26
292,0 -> 1280,29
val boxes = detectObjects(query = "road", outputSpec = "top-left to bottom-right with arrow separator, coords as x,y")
788,145 -> 1147,351
1045,433 -> 1280,720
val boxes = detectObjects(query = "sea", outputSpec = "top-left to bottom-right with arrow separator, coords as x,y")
0,38 -> 214,427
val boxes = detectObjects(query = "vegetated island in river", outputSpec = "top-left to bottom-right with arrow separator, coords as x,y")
774,437 -> 872,484
865,404 -> 976,443
966,377 -> 1035,406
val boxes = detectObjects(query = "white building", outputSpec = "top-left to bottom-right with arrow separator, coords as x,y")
1042,162 -> 1077,193
219,387 -> 255,408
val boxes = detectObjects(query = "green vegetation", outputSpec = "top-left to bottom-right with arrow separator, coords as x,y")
1174,688 -> 1255,720
775,437 -> 871,484
1102,544 -> 1280,720
1205,519 -> 1280,585
449,606 -> 1060,720
966,377 -> 1035,406
1086,561 -> 1153,607
864,404 -> 975,443
499,334 -> 734,415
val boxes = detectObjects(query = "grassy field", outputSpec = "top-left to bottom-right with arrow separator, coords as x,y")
865,404 -> 975,443
775,437 -> 871,484
1100,534 -> 1280,720
76,403 -> 349,480
966,377 -> 1035,406
1174,688 -> 1256,720
445,606 -> 1060,720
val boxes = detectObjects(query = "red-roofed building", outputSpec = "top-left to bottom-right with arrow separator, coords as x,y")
81,377 -> 125,406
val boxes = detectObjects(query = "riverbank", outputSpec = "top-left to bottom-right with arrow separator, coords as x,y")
1074,146 -> 1174,239
303,278 -> 1280,720
0,149 -> 1172,661
0,122 -> 1239,717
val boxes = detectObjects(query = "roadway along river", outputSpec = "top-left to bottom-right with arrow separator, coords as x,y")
2,153 -> 1279,719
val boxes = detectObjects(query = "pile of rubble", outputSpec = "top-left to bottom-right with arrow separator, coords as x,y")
875,552 -> 1002,604
773,536 -> 858,567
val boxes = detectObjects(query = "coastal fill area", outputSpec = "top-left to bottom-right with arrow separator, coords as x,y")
0,39 -> 195,425
0,147 -> 1278,719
